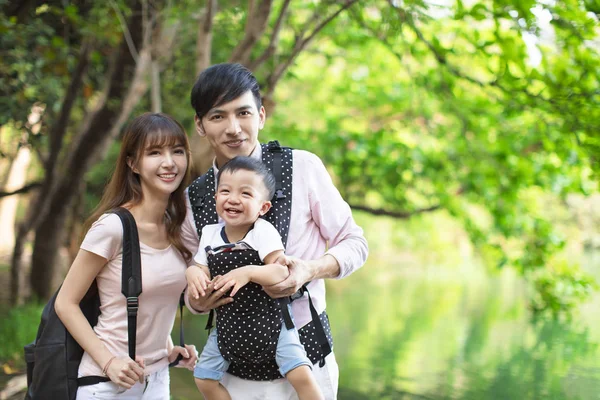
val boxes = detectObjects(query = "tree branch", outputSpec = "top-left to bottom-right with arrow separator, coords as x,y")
46,39 -> 93,173
349,203 -> 441,219
229,0 -> 273,66
248,0 -> 290,71
109,0 -> 139,61
384,0 -> 574,108
196,0 -> 217,74
265,0 -> 358,97
0,182 -> 42,198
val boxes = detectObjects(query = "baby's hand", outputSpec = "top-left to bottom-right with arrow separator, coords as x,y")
212,267 -> 254,297
185,266 -> 211,299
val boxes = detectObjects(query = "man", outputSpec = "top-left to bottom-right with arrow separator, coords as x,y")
181,63 -> 368,399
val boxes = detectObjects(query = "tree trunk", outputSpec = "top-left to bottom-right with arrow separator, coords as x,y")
0,147 -> 31,257
9,41 -> 92,303
29,2 -> 145,300
27,0 -> 182,300
190,0 -> 218,177
11,222 -> 31,305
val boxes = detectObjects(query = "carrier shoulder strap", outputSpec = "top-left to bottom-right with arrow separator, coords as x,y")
268,140 -> 286,201
111,207 -> 142,360
260,140 -> 293,247
188,141 -> 293,246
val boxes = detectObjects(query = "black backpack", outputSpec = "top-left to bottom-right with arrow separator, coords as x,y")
23,207 -> 184,399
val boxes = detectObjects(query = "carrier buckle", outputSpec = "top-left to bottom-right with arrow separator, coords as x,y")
290,289 -> 304,301
267,141 -> 282,152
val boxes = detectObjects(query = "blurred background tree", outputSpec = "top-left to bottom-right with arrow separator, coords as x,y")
0,0 -> 598,316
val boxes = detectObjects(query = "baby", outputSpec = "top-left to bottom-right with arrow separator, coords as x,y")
186,156 -> 323,400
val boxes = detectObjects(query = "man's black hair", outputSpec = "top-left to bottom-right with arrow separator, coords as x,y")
217,156 -> 276,200
191,63 -> 262,120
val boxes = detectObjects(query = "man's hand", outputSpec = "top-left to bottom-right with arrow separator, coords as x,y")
188,276 -> 233,313
262,257 -> 314,298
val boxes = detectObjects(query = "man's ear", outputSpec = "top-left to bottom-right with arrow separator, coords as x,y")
126,157 -> 139,174
258,106 -> 266,130
194,115 -> 206,137
259,200 -> 272,216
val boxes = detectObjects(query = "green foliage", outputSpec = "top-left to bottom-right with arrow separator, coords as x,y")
530,262 -> 599,317
0,1 -> 127,159
268,0 -> 599,314
2,0 -> 598,314
0,303 -> 44,368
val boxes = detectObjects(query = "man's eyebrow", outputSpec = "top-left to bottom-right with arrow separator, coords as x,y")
208,105 -> 253,114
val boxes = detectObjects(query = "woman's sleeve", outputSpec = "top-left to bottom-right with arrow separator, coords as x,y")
80,214 -> 123,261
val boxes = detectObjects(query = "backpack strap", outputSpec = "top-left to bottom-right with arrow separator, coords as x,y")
111,207 -> 142,360
168,293 -> 186,367
113,208 -> 186,368
77,375 -> 110,386
77,208 -> 142,386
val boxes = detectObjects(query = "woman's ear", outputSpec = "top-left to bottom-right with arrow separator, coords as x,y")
127,157 -> 139,174
259,200 -> 272,216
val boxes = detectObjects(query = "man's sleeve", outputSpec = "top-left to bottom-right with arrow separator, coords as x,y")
301,151 -> 369,279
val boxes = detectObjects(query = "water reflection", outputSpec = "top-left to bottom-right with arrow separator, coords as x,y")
170,250 -> 600,400
328,254 -> 600,400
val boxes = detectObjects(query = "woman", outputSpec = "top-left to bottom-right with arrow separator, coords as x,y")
55,112 -> 198,398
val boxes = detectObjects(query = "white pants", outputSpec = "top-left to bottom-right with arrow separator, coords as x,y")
76,367 -> 169,399
220,352 -> 339,400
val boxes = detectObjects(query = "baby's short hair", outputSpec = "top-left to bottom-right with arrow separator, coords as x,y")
217,156 -> 276,200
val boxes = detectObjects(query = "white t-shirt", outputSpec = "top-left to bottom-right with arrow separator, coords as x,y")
78,213 -> 187,377
194,218 -> 284,267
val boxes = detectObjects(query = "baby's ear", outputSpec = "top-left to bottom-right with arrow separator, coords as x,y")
259,200 -> 272,216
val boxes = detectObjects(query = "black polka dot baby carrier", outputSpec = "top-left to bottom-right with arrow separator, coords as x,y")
206,235 -> 285,379
188,141 -> 333,380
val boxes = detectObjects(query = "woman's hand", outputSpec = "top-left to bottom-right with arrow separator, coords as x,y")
106,356 -> 145,388
168,344 -> 199,371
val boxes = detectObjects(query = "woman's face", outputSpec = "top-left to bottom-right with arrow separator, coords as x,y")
132,141 -> 188,199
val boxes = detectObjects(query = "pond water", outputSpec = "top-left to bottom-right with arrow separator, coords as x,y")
169,220 -> 600,400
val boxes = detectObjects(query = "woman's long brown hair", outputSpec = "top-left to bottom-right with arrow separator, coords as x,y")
83,112 -> 193,262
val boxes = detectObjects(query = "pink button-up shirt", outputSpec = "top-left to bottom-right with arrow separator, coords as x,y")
182,144 -> 368,328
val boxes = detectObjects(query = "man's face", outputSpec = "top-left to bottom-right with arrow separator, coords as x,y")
195,91 -> 265,168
